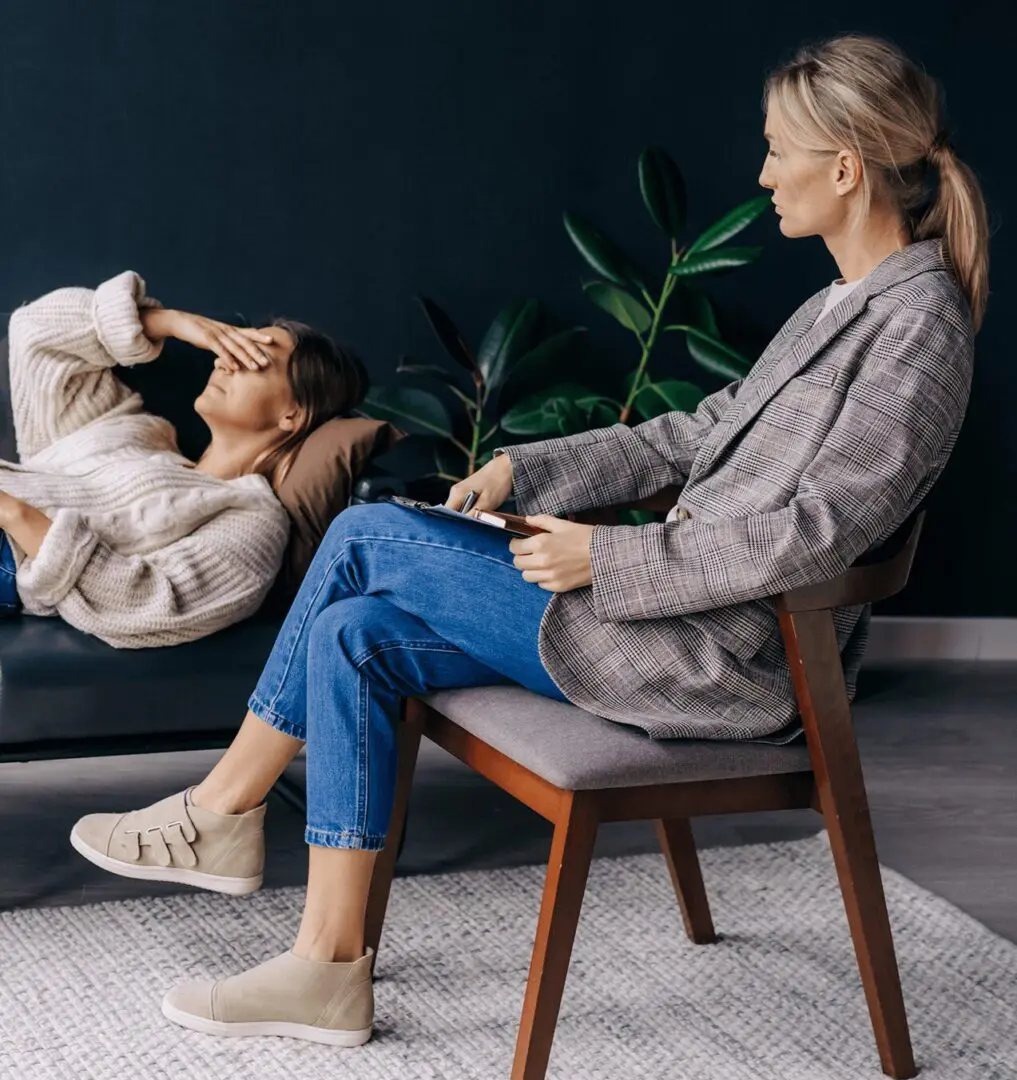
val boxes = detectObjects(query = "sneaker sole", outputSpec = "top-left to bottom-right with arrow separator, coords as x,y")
161,998 -> 372,1046
69,825 -> 263,897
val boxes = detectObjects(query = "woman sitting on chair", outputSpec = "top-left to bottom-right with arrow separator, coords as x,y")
0,272 -> 366,645
72,34 -> 988,1047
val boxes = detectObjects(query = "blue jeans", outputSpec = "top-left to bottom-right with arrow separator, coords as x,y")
249,502 -> 569,850
0,531 -> 21,615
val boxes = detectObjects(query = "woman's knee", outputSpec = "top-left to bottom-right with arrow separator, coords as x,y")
319,501 -> 409,552
307,595 -> 395,669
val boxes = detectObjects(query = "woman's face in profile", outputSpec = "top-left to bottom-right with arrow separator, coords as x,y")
194,325 -> 300,435
759,101 -> 851,240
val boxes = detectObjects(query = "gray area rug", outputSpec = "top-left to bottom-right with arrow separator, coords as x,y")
2,833 -> 1015,1080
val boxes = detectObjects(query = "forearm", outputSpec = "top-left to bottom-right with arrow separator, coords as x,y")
0,496 -> 53,557
139,307 -> 180,344
497,424 -> 679,517
12,507 -> 288,647
7,271 -> 163,459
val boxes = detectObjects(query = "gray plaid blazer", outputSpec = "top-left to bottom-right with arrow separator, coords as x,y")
498,239 -> 975,742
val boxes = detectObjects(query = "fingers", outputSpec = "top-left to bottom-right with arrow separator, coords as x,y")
201,319 -> 270,371
445,482 -> 473,510
238,327 -> 276,345
226,327 -> 273,370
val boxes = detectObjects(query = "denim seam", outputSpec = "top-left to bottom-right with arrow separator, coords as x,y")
304,825 -> 387,851
340,532 -> 518,572
351,639 -> 463,668
358,666 -> 371,841
247,695 -> 306,740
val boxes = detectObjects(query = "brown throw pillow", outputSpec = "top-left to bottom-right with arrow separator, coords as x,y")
269,416 -> 404,605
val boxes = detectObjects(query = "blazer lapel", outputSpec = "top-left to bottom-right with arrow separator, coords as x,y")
686,239 -> 950,486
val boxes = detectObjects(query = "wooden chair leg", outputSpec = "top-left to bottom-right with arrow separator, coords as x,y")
780,608 -> 916,1079
511,791 -> 599,1080
656,818 -> 717,944
363,698 -> 424,969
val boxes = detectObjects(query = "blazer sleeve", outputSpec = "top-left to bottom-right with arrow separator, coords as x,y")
6,271 -> 163,460
589,299 -> 974,621
494,378 -> 743,516
14,502 -> 289,648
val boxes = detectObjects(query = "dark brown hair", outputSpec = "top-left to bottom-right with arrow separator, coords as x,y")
252,318 -> 369,485
764,33 -> 990,331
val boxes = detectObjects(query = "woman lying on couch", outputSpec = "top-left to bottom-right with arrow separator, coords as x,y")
0,271 -> 367,646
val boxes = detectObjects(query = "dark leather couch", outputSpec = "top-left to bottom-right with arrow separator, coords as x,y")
0,329 -> 398,765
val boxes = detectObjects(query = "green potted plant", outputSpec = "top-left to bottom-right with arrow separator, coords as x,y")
358,296 -> 584,496
499,146 -> 771,439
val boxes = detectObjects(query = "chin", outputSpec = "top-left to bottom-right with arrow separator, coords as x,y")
193,392 -> 215,420
777,217 -> 815,240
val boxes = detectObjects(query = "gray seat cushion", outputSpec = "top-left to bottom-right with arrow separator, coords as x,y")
422,686 -> 811,790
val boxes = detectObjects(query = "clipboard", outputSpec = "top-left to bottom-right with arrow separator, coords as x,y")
381,495 -> 549,538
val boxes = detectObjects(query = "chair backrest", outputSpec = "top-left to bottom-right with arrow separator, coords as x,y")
776,511 -> 925,614
774,510 -> 925,780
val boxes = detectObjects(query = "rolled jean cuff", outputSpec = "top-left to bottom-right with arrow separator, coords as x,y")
247,694 -> 306,741
304,825 -> 388,851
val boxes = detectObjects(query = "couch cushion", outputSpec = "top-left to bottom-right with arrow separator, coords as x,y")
421,686 -> 811,790
0,614 -> 283,750
270,416 -> 403,605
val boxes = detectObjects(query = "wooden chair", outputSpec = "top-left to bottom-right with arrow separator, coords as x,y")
364,488 -> 925,1080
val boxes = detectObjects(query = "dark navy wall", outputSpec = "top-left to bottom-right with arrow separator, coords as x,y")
0,2 -> 1009,615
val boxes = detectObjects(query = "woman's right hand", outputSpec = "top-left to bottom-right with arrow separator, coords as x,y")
141,309 -> 275,372
445,453 -> 514,512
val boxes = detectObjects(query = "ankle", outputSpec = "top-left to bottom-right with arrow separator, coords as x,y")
292,930 -> 365,964
189,783 -> 261,817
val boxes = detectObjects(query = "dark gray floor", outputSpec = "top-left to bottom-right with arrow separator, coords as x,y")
1,661 -> 1015,943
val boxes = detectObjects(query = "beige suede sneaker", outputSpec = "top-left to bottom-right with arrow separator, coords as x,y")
70,788 -> 265,896
162,949 -> 375,1046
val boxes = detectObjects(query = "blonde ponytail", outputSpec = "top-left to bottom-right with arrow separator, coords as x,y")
914,139 -> 990,331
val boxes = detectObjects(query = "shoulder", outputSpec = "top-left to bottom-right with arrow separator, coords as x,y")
870,266 -> 973,341
225,476 -> 292,535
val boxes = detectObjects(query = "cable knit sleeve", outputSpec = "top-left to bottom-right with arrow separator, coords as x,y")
6,270 -> 164,461
14,501 -> 290,648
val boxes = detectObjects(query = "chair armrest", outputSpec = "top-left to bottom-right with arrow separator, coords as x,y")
777,511 -> 925,613
568,486 -> 683,525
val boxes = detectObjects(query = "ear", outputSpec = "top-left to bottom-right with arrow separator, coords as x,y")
834,148 -> 863,196
277,406 -> 304,434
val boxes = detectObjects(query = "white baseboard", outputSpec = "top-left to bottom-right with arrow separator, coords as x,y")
868,617 -> 1017,662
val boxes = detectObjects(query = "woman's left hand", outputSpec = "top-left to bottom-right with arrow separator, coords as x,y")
509,515 -> 596,593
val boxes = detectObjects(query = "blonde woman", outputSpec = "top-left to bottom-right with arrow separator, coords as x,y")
72,34 -> 988,1049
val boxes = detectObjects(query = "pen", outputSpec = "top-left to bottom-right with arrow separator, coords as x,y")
461,489 -> 479,514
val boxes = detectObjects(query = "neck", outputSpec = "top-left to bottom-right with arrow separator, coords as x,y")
194,431 -> 279,480
824,209 -> 912,283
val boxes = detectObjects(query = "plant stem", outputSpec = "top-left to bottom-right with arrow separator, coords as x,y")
448,384 -> 479,415
468,380 -> 484,475
619,254 -> 680,424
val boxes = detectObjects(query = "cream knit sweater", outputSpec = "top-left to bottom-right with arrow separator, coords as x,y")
1,270 -> 291,648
